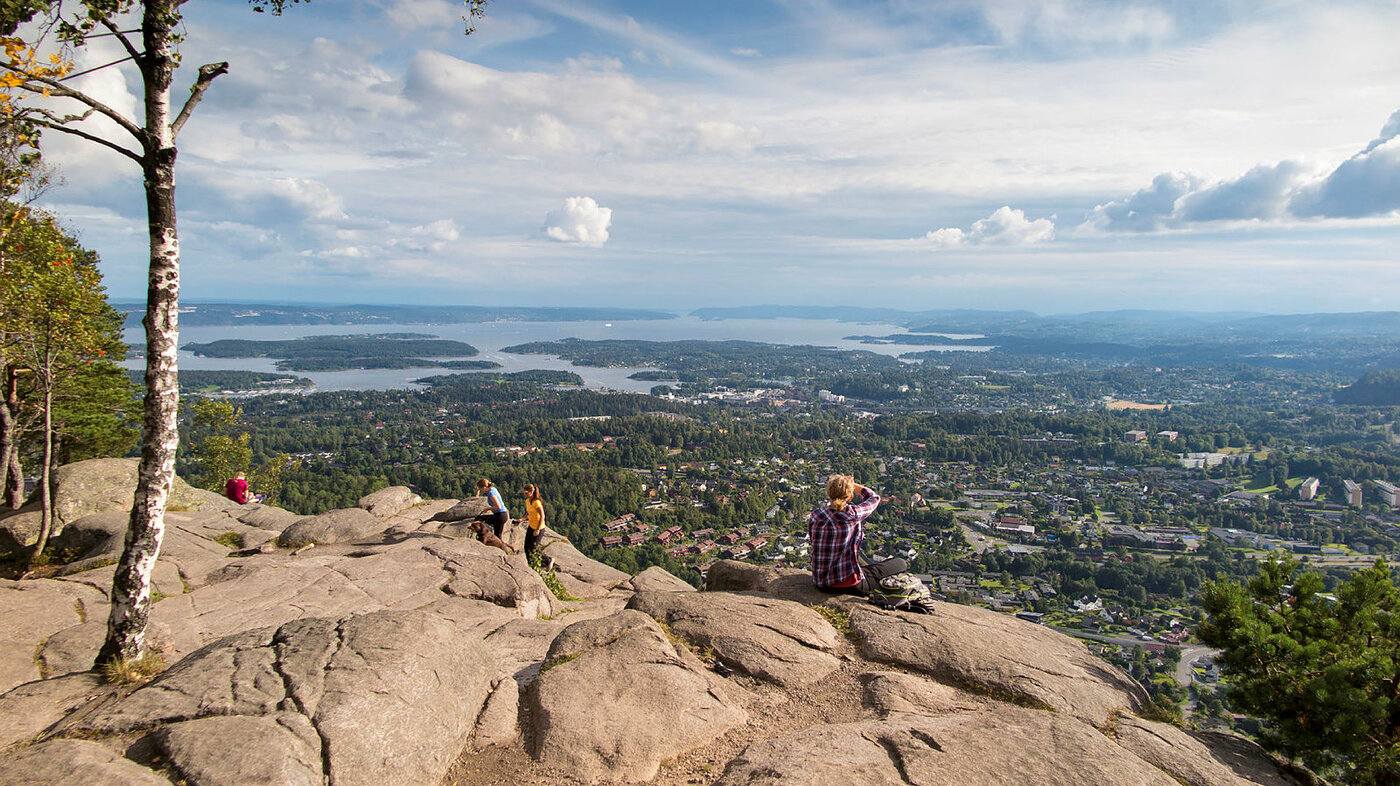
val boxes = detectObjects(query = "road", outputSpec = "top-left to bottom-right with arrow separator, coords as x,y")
1048,626 -> 1218,686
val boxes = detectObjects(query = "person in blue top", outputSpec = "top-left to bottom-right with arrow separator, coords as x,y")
474,478 -> 511,539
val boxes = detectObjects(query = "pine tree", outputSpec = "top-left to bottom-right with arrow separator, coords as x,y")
1199,556 -> 1400,784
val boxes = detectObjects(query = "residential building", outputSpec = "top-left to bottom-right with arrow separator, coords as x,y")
1298,477 -> 1320,501
1343,480 -> 1363,507
1124,430 -> 1148,443
1376,480 -> 1400,507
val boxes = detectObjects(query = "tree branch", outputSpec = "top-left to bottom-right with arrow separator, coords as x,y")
170,61 -> 228,138
97,16 -> 143,65
3,64 -> 145,142
30,119 -> 142,163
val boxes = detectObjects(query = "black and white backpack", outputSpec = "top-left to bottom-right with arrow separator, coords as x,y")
868,572 -> 936,614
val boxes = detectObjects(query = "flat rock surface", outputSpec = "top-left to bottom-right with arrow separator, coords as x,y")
713,706 -> 1182,786
0,579 -> 107,692
151,713 -> 323,786
0,739 -> 173,786
0,671 -> 106,750
628,590 -> 841,687
527,610 -> 747,783
850,603 -> 1147,725
77,602 -> 498,786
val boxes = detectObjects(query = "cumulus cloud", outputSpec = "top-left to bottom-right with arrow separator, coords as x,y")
544,197 -> 612,244
1290,109 -> 1400,218
1084,172 -> 1199,232
1086,108 -> 1400,231
1177,161 -> 1305,222
924,206 -> 1055,248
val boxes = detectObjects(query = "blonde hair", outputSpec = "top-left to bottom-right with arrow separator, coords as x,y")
476,478 -> 493,492
827,474 -> 855,510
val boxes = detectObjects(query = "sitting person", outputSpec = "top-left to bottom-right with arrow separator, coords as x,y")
223,471 -> 266,504
808,474 -> 906,595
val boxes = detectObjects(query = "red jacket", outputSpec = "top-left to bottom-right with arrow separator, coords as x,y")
225,477 -> 250,504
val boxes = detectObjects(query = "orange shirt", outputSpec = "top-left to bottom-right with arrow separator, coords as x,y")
526,498 -> 544,531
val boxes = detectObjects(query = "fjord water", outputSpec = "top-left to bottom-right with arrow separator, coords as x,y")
121,316 -> 985,393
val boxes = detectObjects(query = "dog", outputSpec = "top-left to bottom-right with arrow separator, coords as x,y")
468,519 -> 515,554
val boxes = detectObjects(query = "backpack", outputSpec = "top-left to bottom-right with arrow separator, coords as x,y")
868,572 -> 936,614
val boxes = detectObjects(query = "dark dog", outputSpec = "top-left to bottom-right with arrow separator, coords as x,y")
468,520 -> 515,554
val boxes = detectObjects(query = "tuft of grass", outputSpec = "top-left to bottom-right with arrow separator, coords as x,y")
539,653 -> 579,673
213,531 -> 245,550
1137,695 -> 1184,726
809,604 -> 853,635
101,651 -> 168,685
530,553 -> 583,602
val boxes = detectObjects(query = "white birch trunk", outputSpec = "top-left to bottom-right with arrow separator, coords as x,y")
98,0 -> 181,665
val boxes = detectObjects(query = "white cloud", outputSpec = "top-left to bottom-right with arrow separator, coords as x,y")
924,206 -> 1055,247
1290,110 -> 1400,218
544,197 -> 612,244
376,0 -> 459,30
1084,172 -> 1199,232
1086,107 -> 1400,230
692,121 -> 761,155
730,47 -> 762,58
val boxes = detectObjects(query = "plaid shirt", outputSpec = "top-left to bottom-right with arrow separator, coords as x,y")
808,488 -> 880,587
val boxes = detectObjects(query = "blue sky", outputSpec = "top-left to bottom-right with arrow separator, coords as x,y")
31,0 -> 1400,314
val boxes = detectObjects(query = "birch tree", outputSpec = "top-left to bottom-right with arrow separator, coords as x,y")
1,0 -> 488,665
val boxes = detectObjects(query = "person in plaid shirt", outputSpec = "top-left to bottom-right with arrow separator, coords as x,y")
808,474 -> 906,594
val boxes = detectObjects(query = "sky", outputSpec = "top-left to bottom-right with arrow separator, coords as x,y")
27,0 -> 1400,314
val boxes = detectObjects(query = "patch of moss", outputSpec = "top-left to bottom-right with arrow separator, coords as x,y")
213,531 -> 245,550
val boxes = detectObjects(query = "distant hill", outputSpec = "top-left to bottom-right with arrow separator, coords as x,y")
1336,369 -> 1400,405
115,302 -> 676,328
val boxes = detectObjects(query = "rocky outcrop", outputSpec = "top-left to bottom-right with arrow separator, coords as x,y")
850,602 -> 1148,725
628,590 -> 842,687
0,459 -> 229,557
526,610 -> 748,782
357,485 -> 422,518
541,537 -> 630,588
0,473 -> 1303,786
76,601 -> 498,786
0,578 -> 107,692
714,706 -> 1183,786
1111,713 -> 1303,786
277,506 -> 387,546
628,565 -> 697,592
0,739 -> 173,786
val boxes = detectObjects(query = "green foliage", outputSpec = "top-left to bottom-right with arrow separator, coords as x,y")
188,398 -> 287,504
183,334 -> 479,372
190,398 -> 252,492
1336,369 -> 1400,406
1200,556 -> 1400,784
530,551 -> 582,602
809,604 -> 852,636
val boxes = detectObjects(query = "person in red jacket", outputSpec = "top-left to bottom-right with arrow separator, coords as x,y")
224,471 -> 265,504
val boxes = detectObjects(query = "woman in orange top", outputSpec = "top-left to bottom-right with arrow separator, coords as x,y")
521,483 -> 545,561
